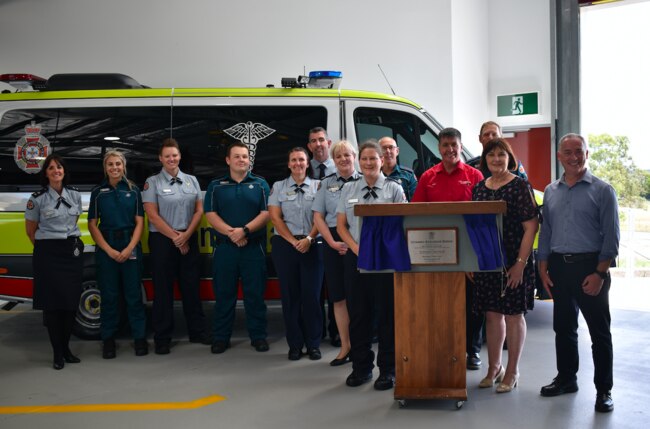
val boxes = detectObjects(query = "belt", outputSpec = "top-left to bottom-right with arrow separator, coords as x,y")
101,229 -> 133,240
293,235 -> 308,240
552,252 -> 599,264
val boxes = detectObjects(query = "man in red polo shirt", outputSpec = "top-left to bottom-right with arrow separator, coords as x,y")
412,127 -> 485,370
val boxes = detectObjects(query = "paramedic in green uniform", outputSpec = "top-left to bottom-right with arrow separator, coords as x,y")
204,142 -> 271,354
88,150 -> 147,359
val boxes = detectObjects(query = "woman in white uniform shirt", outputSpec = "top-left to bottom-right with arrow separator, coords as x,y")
336,141 -> 405,390
269,147 -> 323,361
142,138 -> 207,355
312,140 -> 360,366
25,154 -> 84,370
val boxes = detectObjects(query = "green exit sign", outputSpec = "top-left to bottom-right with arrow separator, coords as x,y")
497,92 -> 539,116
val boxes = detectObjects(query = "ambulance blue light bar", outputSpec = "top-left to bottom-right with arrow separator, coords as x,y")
308,71 -> 342,78
306,71 -> 342,89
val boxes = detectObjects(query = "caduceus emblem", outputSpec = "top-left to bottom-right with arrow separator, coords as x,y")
223,121 -> 276,169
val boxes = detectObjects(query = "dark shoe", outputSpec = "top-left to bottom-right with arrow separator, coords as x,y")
134,339 -> 149,356
307,347 -> 322,360
63,350 -> 81,363
329,353 -> 350,367
189,333 -> 211,345
53,357 -> 64,370
330,334 -> 342,347
467,353 -> 481,370
346,371 -> 372,387
540,377 -> 579,397
374,373 -> 395,391
595,391 -> 614,413
102,339 -> 116,359
288,348 -> 303,361
251,339 -> 269,352
210,340 -> 230,354
154,342 -> 171,355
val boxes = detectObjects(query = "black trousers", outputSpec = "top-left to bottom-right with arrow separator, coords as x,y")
271,235 -> 323,349
43,310 -> 76,359
466,278 -> 484,355
344,252 -> 395,375
149,232 -> 205,343
548,253 -> 613,392
318,238 -> 338,339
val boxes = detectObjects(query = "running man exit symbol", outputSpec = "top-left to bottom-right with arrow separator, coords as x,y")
497,92 -> 539,117
512,96 -> 523,115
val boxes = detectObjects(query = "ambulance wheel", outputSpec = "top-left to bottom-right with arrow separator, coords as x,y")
73,279 -> 101,340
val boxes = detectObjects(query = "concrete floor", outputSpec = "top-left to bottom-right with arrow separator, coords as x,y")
1,284 -> 649,429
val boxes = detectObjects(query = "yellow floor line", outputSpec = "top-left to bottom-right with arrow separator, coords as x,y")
0,394 -> 226,414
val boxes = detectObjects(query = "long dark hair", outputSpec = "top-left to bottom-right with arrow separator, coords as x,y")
39,154 -> 70,187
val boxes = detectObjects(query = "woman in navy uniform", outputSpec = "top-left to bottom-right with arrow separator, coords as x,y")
269,147 -> 323,361
88,150 -> 147,359
25,154 -> 84,370
336,141 -> 406,390
142,138 -> 207,355
312,140 -> 359,366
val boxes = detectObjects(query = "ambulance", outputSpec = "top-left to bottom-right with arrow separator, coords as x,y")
0,71 -> 474,338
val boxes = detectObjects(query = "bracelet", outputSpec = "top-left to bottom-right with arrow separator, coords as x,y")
516,257 -> 527,265
595,270 -> 608,279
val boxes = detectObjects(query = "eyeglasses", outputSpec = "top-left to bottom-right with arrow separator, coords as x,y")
381,145 -> 398,152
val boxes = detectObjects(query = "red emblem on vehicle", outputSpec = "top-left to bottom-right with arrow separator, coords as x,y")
14,121 -> 50,174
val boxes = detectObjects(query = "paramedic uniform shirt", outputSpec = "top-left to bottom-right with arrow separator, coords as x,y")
142,169 -> 201,231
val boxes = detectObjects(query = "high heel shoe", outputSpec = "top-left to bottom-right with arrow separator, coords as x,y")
496,374 -> 519,393
329,353 -> 350,367
478,366 -> 505,388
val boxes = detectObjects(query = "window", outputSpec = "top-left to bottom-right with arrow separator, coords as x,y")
353,107 -> 440,177
0,105 -> 327,191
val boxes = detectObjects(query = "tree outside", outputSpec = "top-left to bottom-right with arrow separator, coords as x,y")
587,134 -> 650,289
588,133 -> 650,208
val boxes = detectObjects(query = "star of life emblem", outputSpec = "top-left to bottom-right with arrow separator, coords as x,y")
223,121 -> 276,170
14,121 -> 51,174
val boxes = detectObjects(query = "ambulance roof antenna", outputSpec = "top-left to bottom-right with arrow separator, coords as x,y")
378,64 -> 396,96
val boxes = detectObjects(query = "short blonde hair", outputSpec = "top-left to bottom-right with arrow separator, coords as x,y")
330,140 -> 357,159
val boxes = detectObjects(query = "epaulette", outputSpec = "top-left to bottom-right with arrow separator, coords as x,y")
386,176 -> 400,184
65,185 -> 80,192
399,165 -> 414,173
31,187 -> 48,198
323,172 -> 337,180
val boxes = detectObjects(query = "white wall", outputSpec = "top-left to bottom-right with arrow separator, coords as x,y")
487,0 -> 552,130
0,0 -> 551,154
450,0 -> 489,155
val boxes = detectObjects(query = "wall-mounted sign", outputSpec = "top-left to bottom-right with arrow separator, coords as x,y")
497,92 -> 539,117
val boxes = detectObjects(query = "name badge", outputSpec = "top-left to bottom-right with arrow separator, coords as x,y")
162,188 -> 172,193
220,181 -> 229,185
328,186 -> 340,192
348,198 -> 359,203
100,188 -> 110,193
287,191 -> 296,196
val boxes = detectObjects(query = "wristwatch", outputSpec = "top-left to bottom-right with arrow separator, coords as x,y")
306,236 -> 313,244
595,270 -> 608,279
243,226 -> 250,237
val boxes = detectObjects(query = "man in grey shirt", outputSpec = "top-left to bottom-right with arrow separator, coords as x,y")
538,133 -> 620,413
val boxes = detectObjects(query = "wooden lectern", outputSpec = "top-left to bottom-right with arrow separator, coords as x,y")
354,201 -> 506,408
